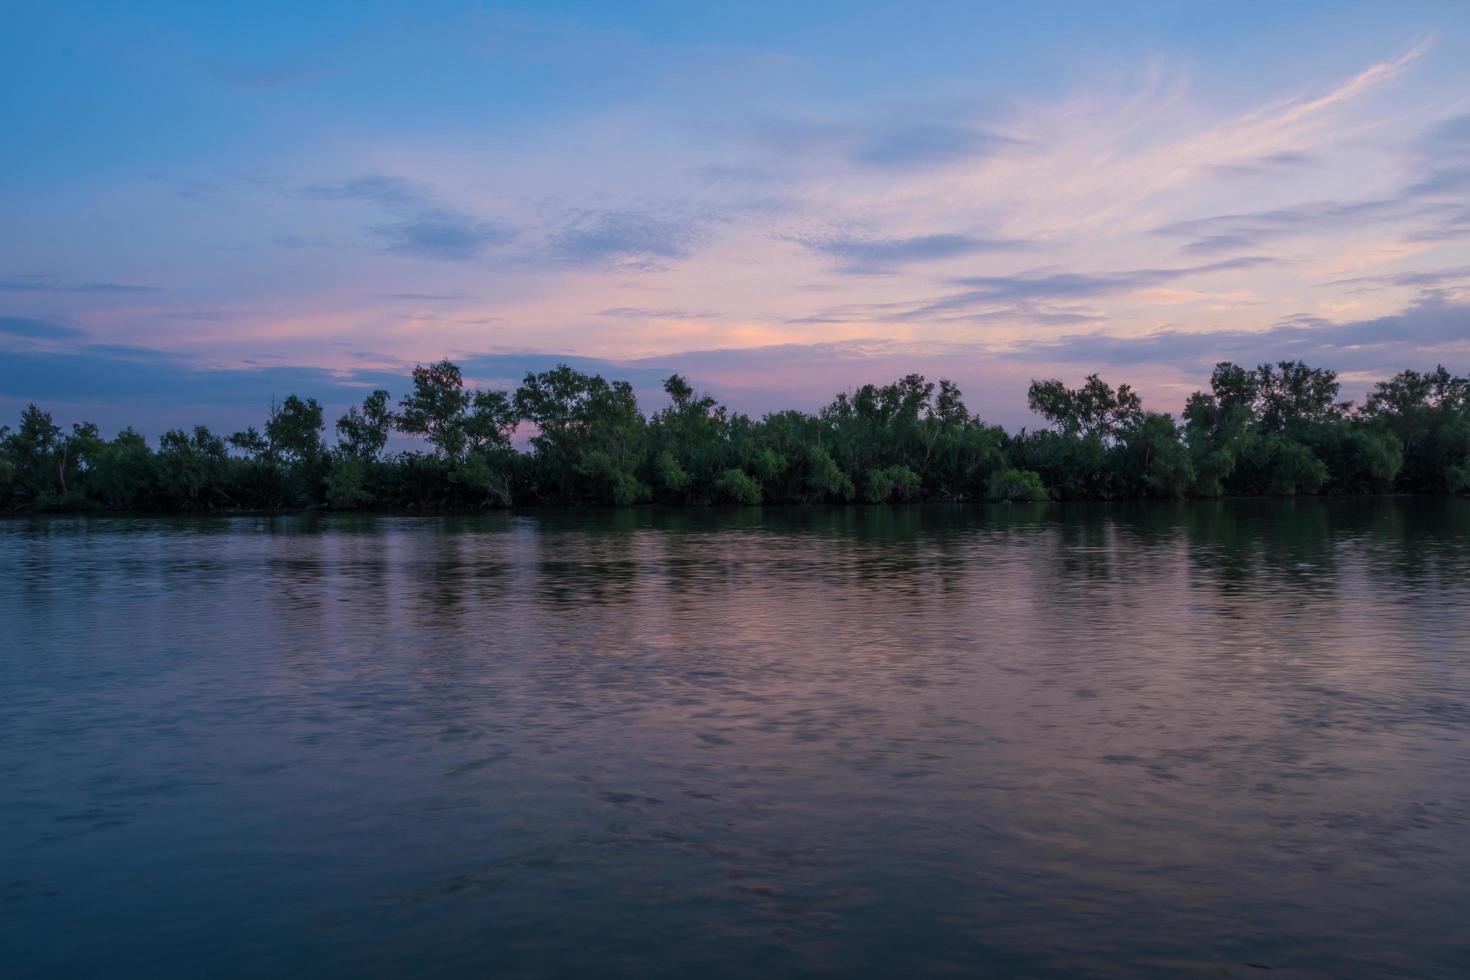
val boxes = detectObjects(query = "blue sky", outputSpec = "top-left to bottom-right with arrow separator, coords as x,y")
4,1 -> 1470,433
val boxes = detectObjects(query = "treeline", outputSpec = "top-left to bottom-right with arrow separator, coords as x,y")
2,359 -> 1467,512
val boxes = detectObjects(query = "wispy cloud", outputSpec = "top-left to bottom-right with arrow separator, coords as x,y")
598,307 -> 718,319
154,310 -> 246,322
1031,37 -> 1436,233
850,121 -> 1014,169
1405,206 -> 1470,244
791,232 -> 1029,275
301,174 -> 425,209
1005,294 -> 1470,375
1329,265 -> 1470,291
1155,200 -> 1413,255
747,113 -> 1017,172
917,257 -> 1273,313
369,214 -> 513,261
549,209 -> 703,269
0,276 -> 158,295
1209,150 -> 1318,179
300,174 -> 514,261
0,316 -> 87,339
1405,110 -> 1470,197
0,345 -> 377,407
690,163 -> 778,185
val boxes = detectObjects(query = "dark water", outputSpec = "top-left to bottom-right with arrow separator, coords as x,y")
3,501 -> 1470,979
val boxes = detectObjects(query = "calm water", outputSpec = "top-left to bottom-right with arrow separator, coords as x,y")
3,501 -> 1470,979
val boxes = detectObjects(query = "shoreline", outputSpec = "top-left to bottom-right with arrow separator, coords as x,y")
4,492 -> 1465,520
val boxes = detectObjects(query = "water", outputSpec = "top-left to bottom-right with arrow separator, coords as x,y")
3,500 -> 1469,979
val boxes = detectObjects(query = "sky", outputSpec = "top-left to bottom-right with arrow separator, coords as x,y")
4,0 -> 1470,434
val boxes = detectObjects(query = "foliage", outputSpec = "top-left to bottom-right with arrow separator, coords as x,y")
3,359 -> 1468,513
335,389 -> 393,462
713,468 -> 763,504
985,468 -> 1049,502
515,365 -> 646,504
1027,374 -> 1143,441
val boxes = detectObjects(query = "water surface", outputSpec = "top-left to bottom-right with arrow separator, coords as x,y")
4,500 -> 1470,978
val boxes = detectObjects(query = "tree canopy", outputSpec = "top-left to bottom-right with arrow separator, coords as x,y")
3,358 -> 1467,512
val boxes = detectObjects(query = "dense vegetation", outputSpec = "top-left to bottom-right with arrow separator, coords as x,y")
2,359 -> 1467,512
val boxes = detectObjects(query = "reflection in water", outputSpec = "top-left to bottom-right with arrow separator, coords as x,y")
3,500 -> 1470,979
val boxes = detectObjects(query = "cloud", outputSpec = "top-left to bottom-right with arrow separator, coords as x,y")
274,234 -> 339,249
850,122 -> 1012,169
1155,104 -> 1470,256
0,316 -> 87,339
0,343 -> 403,410
301,174 -> 513,261
1405,111 -> 1470,197
748,116 -> 853,156
1004,295 -> 1470,376
0,276 -> 158,294
897,257 -> 1274,316
1155,200 -> 1411,255
1405,206 -> 1470,244
549,209 -> 702,268
154,310 -> 246,322
779,256 -> 1272,328
1038,38 -> 1434,234
748,114 -> 1014,171
792,232 -> 1028,274
597,307 -> 718,319
376,292 -> 471,301
1406,168 -> 1470,197
1329,265 -> 1470,291
1421,112 -> 1470,153
690,163 -> 777,185
301,174 -> 425,209
151,175 -> 229,204
1209,150 -> 1318,179
368,214 -> 513,261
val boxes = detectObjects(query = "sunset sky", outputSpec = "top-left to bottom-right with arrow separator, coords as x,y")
4,1 -> 1470,432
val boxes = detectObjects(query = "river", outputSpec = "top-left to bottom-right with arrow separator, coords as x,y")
3,500 -> 1469,978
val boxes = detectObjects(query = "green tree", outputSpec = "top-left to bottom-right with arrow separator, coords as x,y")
802,446 -> 855,502
5,355 -> 1467,512
5,404 -> 64,502
0,424 -> 13,507
1027,374 -> 1143,441
85,428 -> 156,509
1253,360 -> 1343,434
515,365 -> 647,504
923,380 -> 1006,500
1360,365 -> 1470,493
645,374 -> 733,503
155,426 -> 231,509
713,467 -> 762,504
266,395 -> 327,505
1115,413 -> 1195,498
986,468 -> 1049,502
397,360 -> 471,458
267,396 -> 326,464
335,389 -> 393,461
